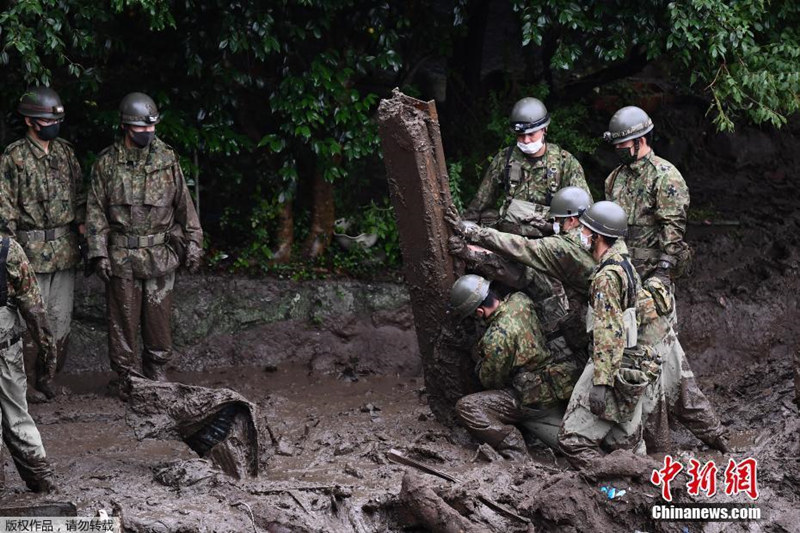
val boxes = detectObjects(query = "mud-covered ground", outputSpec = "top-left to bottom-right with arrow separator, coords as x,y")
3,114 -> 800,531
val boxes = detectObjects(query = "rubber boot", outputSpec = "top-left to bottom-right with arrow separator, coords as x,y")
143,360 -> 168,382
496,429 -> 529,461
13,455 -> 57,494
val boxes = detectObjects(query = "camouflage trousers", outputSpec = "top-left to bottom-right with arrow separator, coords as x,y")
455,389 -> 566,460
558,362 -> 655,469
642,329 -> 725,452
106,272 -> 175,379
0,337 -> 54,490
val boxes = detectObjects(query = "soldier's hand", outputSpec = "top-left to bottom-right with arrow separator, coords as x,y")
184,241 -> 203,273
651,267 -> 672,286
588,384 -> 609,416
35,353 -> 57,400
94,258 -> 112,283
444,204 -> 479,240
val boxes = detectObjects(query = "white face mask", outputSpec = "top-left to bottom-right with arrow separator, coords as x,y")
517,139 -> 544,155
552,222 -> 560,235
580,231 -> 593,251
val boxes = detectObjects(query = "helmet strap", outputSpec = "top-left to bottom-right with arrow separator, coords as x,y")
632,138 -> 641,161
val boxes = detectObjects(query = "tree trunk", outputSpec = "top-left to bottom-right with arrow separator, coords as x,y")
377,90 -> 478,425
302,163 -> 336,259
271,200 -> 294,264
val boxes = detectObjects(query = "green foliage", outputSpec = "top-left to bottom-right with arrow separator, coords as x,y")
448,161 -> 465,212
511,0 -> 800,130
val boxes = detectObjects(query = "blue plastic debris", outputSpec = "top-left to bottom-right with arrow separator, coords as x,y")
600,486 -> 627,500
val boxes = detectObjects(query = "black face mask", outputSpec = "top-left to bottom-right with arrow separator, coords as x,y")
35,122 -> 60,141
129,130 -> 155,148
615,146 -> 636,165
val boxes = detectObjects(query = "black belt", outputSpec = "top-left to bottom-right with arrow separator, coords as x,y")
0,334 -> 22,351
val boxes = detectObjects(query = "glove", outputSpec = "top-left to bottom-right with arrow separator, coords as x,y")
651,267 -> 672,286
184,241 -> 203,273
34,350 -> 57,400
589,384 -> 610,416
94,257 -> 112,283
444,204 -> 479,240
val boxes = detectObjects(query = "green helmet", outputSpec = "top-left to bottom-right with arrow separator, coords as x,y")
603,106 -> 653,144
449,274 -> 491,319
579,201 -> 628,238
509,97 -> 550,134
119,92 -> 160,126
17,87 -> 65,120
550,187 -> 592,218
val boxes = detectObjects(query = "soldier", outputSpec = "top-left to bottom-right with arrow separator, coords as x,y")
603,106 -> 690,310
556,201 -> 660,468
0,236 -> 59,492
86,92 -> 203,398
450,274 -> 579,460
0,87 -> 85,399
464,97 -> 590,236
448,190 -> 728,454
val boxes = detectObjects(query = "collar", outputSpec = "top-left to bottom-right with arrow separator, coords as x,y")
24,134 -> 49,159
628,150 -> 654,172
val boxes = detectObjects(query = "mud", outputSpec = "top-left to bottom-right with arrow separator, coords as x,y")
4,114 -> 800,530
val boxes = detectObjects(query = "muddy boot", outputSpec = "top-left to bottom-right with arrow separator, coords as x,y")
143,360 -> 169,382
108,372 -> 132,401
496,430 -> 529,462
706,433 -> 730,454
13,455 -> 57,494
26,388 -> 49,404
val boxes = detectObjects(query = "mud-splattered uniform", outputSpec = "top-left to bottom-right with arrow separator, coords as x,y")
0,134 -> 85,371
557,239 -> 660,468
455,292 -> 579,458
469,225 -> 726,453
0,237 -> 57,490
86,137 -> 202,380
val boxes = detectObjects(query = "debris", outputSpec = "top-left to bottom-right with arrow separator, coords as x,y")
600,486 -> 627,500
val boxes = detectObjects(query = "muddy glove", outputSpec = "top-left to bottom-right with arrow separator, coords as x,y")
184,241 -> 203,273
34,350 -> 57,400
94,257 -> 112,283
444,204 -> 480,241
652,256 -> 676,286
589,384 -> 610,416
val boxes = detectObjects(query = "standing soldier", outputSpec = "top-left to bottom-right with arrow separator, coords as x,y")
464,97 -> 590,236
86,92 -> 203,398
557,201 -> 660,468
603,106 -> 690,316
0,236 -> 59,492
0,86 -> 85,400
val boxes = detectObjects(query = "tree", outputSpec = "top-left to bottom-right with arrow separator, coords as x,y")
510,0 -> 800,130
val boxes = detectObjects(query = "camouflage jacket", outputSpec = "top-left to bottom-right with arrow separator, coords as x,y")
477,292 -> 577,407
0,135 -> 85,272
589,240 -> 644,386
86,137 -> 203,279
466,142 -> 588,223
472,226 -> 595,295
0,238 -> 56,364
604,151 -> 690,278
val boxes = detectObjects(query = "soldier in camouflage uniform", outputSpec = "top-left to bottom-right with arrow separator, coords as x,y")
464,97 -> 589,234
0,87 -> 86,399
555,201 -> 660,468
86,93 -> 203,396
603,106 -> 690,317
449,188 -> 728,454
450,275 -> 579,460
0,236 -> 59,492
